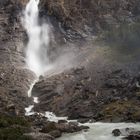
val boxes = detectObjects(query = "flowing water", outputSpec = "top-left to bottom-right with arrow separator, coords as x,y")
23,0 -> 140,140
57,123 -> 140,140
23,0 -> 45,114
23,0 -> 50,77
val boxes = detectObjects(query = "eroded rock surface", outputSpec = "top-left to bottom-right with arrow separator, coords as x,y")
33,48 -> 140,122
0,0 -> 140,139
40,0 -> 140,39
0,0 -> 36,115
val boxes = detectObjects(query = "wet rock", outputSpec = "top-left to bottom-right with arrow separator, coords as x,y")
55,122 -> 89,133
49,130 -> 62,138
112,128 -> 140,140
58,120 -> 68,124
6,103 -> 19,116
78,118 -> 90,124
40,0 -> 140,37
112,129 -> 121,136
40,122 -> 57,133
123,131 -> 140,140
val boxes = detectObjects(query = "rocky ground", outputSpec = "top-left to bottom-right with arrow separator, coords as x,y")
112,128 -> 140,140
33,45 -> 140,123
0,0 -> 140,140
32,0 -> 140,123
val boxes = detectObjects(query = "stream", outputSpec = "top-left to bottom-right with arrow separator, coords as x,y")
57,123 -> 140,140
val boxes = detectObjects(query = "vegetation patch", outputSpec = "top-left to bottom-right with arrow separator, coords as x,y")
0,115 -> 32,140
100,100 -> 140,122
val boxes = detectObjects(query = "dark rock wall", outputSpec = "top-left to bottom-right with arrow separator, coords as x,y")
0,0 -> 25,65
0,0 -> 35,115
40,0 -> 140,35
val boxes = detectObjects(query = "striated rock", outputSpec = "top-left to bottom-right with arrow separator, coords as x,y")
40,122 -> 57,133
55,122 -> 89,133
78,118 -> 90,123
125,131 -> 140,140
33,61 -> 140,122
40,0 -> 140,38
58,120 -> 68,124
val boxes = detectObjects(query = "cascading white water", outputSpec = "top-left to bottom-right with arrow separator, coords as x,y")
23,0 -> 50,112
23,1 -> 140,139
23,0 -> 51,98
57,123 -> 140,140
23,0 -> 50,77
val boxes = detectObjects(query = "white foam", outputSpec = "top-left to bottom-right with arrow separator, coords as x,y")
27,78 -> 38,97
33,97 -> 39,103
25,105 -> 35,116
57,122 -> 140,140
45,112 -> 68,122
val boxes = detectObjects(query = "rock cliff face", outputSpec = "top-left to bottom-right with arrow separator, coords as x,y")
31,0 -> 140,122
0,0 -> 140,120
40,0 -> 140,37
33,47 -> 140,122
0,1 -> 89,139
0,0 -> 35,115
0,0 -> 140,139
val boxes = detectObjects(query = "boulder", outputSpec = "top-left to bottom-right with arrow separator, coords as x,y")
49,130 -> 62,138
112,129 -> 121,136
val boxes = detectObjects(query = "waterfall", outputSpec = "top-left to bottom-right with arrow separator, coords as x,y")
22,0 -> 50,98
23,0 -> 49,112
22,1 -> 140,139
23,0 -> 65,118
23,0 -> 50,77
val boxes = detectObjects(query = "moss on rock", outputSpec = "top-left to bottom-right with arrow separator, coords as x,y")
99,100 -> 140,122
0,115 -> 32,140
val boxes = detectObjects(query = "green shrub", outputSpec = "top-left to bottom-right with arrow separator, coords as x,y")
0,127 -> 32,140
0,115 -> 32,140
0,115 -> 29,128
